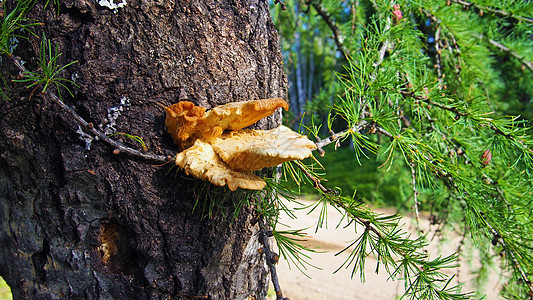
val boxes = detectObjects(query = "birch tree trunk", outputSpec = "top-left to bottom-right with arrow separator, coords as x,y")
293,1 -> 306,118
0,0 -> 286,298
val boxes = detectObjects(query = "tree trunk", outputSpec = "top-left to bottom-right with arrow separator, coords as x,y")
0,0 -> 286,299
307,31 -> 315,107
293,1 -> 306,118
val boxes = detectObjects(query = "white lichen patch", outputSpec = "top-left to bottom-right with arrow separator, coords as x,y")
97,0 -> 127,13
99,97 -> 131,136
78,97 -> 131,151
77,125 -> 95,150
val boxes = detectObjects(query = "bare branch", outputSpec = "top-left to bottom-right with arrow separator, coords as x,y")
314,120 -> 368,150
10,55 -> 170,164
306,0 -> 349,61
258,218 -> 286,300
485,37 -> 533,73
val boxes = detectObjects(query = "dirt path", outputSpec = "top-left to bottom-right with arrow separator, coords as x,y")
269,198 -> 502,299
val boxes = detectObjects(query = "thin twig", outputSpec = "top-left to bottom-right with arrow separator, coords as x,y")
258,218 -> 285,300
350,0 -> 358,34
455,229 -> 468,283
448,0 -> 533,24
307,0 -> 349,61
373,21 -> 393,70
375,126 -> 395,139
422,9 -> 463,81
294,161 -> 385,240
315,120 -> 367,150
397,90 -> 467,118
10,55 -> 170,164
495,186 -> 514,213
314,117 -> 396,152
485,37 -> 533,73
434,26 -> 444,80
409,162 -> 421,231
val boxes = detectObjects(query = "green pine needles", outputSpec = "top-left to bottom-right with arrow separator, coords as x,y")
1,0 -> 76,101
272,0 -> 533,299
13,34 -> 78,99
0,0 -> 39,56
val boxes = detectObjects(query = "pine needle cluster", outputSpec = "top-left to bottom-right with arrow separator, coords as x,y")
272,0 -> 533,299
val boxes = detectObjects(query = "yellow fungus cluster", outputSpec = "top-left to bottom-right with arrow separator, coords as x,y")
164,98 -> 316,191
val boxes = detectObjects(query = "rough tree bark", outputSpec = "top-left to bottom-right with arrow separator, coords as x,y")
0,0 -> 286,298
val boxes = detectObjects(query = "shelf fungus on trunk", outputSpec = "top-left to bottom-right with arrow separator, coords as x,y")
165,98 -> 317,191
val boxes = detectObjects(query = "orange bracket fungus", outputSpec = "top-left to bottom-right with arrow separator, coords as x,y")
165,98 -> 316,191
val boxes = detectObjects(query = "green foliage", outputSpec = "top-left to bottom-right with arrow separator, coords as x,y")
108,132 -> 148,151
272,0 -> 533,299
0,0 -> 39,56
274,160 -> 471,299
296,147 -> 415,209
0,0 -> 41,102
255,178 -> 322,273
191,180 -> 253,219
13,34 -> 78,99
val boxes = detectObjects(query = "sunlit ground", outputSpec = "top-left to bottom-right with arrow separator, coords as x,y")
0,277 -> 12,300
268,198 -> 502,300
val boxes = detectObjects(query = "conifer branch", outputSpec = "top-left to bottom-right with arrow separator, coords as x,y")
448,0 -> 533,24
294,161 -> 385,240
306,0 -> 349,61
421,9 -> 463,81
10,55 -> 170,164
488,123 -> 533,154
397,89 -> 467,118
483,37 -> 533,73
410,147 -> 533,295
294,161 -> 470,298
482,215 -> 533,295
276,2 -> 533,297
315,120 -> 368,150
